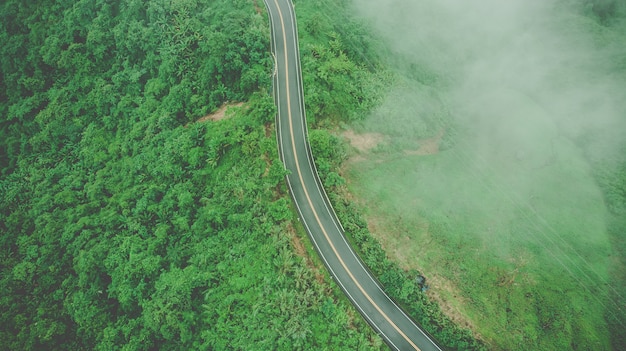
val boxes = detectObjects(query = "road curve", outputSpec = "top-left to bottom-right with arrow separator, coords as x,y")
263,0 -> 443,350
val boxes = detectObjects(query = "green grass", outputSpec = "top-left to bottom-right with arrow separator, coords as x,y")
346,116 -> 612,349
334,1 -> 626,349
343,74 -> 616,351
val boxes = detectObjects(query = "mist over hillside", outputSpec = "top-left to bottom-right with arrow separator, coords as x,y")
353,0 -> 626,159
345,0 -> 626,348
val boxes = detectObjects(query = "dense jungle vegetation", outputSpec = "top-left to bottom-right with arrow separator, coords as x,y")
0,0 -> 390,349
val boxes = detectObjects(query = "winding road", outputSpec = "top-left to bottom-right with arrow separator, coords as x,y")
263,0 -> 443,350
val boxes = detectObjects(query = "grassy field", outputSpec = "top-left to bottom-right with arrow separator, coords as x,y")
346,104 -> 612,348
339,1 -> 626,349
345,79 -> 619,350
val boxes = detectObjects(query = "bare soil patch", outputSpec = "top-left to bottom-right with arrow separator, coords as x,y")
289,223 -> 326,286
404,129 -> 445,156
342,129 -> 385,153
424,274 -> 483,339
253,0 -> 263,14
197,102 -> 244,122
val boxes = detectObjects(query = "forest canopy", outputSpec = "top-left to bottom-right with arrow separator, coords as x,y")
0,0 -> 385,349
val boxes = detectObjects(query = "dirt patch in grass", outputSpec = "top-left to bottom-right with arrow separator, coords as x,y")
197,102 -> 244,122
252,0 -> 263,14
289,223 -> 326,286
425,274 -> 485,341
290,224 -> 307,256
342,129 -> 385,153
404,129 -> 445,156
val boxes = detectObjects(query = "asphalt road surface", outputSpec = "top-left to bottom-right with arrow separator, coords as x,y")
263,0 -> 443,350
